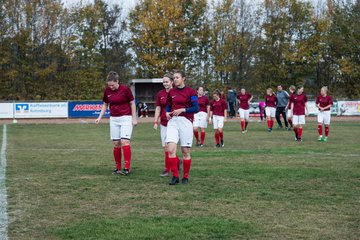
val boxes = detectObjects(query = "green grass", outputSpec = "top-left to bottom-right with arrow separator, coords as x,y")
3,120 -> 360,239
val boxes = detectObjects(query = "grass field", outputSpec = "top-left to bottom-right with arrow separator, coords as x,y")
3,120 -> 360,239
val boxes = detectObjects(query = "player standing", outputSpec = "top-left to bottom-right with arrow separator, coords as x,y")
286,85 -> 296,130
209,90 -> 227,147
237,88 -> 253,133
265,88 -> 277,132
316,86 -> 333,142
193,86 -> 210,147
154,73 -> 174,177
290,86 -> 308,141
166,70 -> 198,185
95,71 -> 137,175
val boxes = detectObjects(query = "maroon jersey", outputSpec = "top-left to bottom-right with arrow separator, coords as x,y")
156,89 -> 169,126
290,93 -> 308,115
287,93 -> 295,109
198,95 -> 210,113
265,94 -> 277,108
167,86 -> 197,122
237,93 -> 252,110
316,95 -> 333,111
103,85 -> 134,117
210,99 -> 227,116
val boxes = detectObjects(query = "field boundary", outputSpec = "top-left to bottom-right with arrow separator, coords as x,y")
0,125 -> 8,240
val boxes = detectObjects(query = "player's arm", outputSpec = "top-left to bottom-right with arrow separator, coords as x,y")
206,105 -> 210,121
172,95 -> 198,116
95,102 -> 108,124
290,102 -> 294,113
248,95 -> 253,104
305,102 -> 309,116
154,106 -> 161,130
224,108 -> 227,122
130,100 -> 138,126
208,110 -> 213,124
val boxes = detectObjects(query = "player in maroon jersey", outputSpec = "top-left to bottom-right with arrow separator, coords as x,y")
286,85 -> 296,130
237,88 -> 253,133
95,71 -> 137,175
209,90 -> 227,147
193,86 -> 210,147
165,70 -> 198,185
265,88 -> 277,132
290,86 -> 308,141
316,86 -> 333,142
154,73 -> 174,177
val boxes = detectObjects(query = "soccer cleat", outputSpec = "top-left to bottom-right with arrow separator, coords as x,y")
323,137 -> 328,142
169,176 -> 179,185
112,169 -> 121,175
160,170 -> 169,177
118,169 -> 130,176
287,127 -> 292,131
318,136 -> 323,142
297,138 -> 302,142
199,144 -> 204,147
267,128 -> 272,132
196,140 -> 200,147
220,140 -> 224,147
181,178 -> 189,185
215,144 -> 220,148
242,130 -> 247,133
277,125 -> 283,129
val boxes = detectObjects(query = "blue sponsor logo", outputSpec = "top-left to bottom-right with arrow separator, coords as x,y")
15,104 -> 29,113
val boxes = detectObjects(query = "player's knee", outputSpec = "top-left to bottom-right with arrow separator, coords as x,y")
113,141 -> 121,148
121,139 -> 130,146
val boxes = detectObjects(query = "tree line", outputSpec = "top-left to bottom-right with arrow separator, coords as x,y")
0,0 -> 359,100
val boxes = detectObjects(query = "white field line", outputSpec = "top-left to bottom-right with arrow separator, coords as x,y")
0,125 -> 8,240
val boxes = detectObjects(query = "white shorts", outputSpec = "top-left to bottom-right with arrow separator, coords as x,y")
110,116 -> 133,140
193,111 -> 208,128
287,109 -> 292,118
293,115 -> 305,125
317,111 -> 331,125
265,107 -> 276,118
238,108 -> 250,120
166,116 -> 193,147
160,124 -> 167,147
213,115 -> 224,129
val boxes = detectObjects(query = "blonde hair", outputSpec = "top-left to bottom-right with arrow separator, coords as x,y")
267,88 -> 273,94
321,86 -> 328,92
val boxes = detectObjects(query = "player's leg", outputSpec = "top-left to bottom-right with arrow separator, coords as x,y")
160,125 -> 170,176
324,111 -> 331,142
275,107 -> 283,128
265,107 -> 272,131
110,117 -> 122,173
239,109 -> 245,132
282,107 -> 289,128
292,115 -> 299,140
166,119 -> 180,185
199,112 -> 207,146
244,110 -> 250,131
200,128 -> 206,146
270,108 -> 276,130
178,118 -> 193,184
296,115 -> 305,141
218,116 -> 224,147
193,114 -> 200,145
118,116 -> 133,175
287,109 -> 293,130
317,112 -> 324,141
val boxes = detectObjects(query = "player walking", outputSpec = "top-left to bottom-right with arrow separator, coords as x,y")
237,88 -> 253,133
316,86 -> 333,142
166,70 -> 198,185
154,73 -> 174,177
265,88 -> 277,132
95,71 -> 137,175
290,86 -> 308,141
193,86 -> 210,147
209,90 -> 227,147
286,85 -> 296,130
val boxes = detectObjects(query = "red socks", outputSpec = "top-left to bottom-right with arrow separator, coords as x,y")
241,121 -> 245,131
293,127 -> 298,137
325,126 -> 329,137
267,119 -> 273,128
113,147 -> 122,170
168,156 -> 179,177
200,131 -> 205,144
214,132 -> 220,144
122,145 -> 131,170
271,120 -> 274,128
297,128 -> 303,139
183,159 -> 192,179
219,132 -> 224,140
245,121 -> 249,130
318,124 -> 323,136
194,130 -> 199,141
288,119 -> 293,128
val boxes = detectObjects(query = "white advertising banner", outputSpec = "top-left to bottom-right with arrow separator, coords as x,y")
0,103 -> 14,118
14,102 -> 68,118
338,101 -> 360,116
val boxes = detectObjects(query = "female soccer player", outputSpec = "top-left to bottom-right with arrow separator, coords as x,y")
316,86 -> 333,142
166,70 -> 198,185
209,90 -> 227,147
237,88 -> 253,133
95,71 -> 137,175
154,73 -> 174,177
193,86 -> 210,147
265,88 -> 277,132
286,85 -> 296,130
290,86 -> 308,141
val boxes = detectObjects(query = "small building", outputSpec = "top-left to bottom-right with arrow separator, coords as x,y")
130,78 -> 164,115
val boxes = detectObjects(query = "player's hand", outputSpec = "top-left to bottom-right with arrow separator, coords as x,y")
208,118 -> 212,124
95,118 -> 101,124
166,112 -> 172,120
132,118 -> 138,126
224,118 -> 227,122
305,110 -> 309,117
172,109 -> 184,116
153,122 -> 158,130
